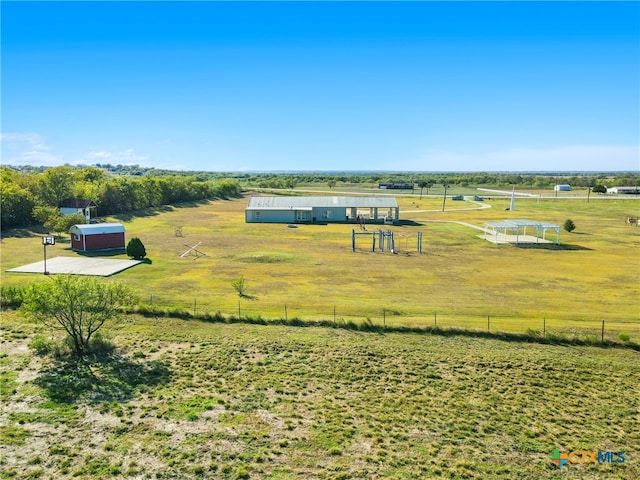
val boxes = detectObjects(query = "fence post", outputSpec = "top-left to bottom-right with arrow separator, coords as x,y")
334,306 -> 336,326
487,315 -> 490,332
194,297 -> 197,316
543,317 -> 546,336
434,311 -> 437,328
284,304 -> 288,321
601,320 -> 605,343
238,300 -> 241,319
383,309 -> 386,328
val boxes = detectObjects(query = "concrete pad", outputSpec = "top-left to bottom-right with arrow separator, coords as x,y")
478,233 -> 555,245
6,256 -> 142,277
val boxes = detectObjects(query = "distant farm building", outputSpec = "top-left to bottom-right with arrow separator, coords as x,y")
59,199 -> 97,222
378,182 -> 414,190
554,184 -> 571,192
607,186 -> 639,194
246,196 -> 400,224
69,223 -> 126,252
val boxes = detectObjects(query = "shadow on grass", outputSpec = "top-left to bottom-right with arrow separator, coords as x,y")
1,225 -> 48,239
34,352 -> 172,404
398,220 -> 424,226
71,248 -> 127,257
514,243 -> 592,251
113,205 -> 175,222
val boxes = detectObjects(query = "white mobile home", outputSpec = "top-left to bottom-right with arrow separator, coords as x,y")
554,184 -> 571,192
245,196 -> 400,224
607,186 -> 639,194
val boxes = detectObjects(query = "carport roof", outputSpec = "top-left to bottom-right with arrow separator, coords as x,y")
247,196 -> 398,210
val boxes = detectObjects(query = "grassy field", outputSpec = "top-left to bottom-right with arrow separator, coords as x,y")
1,311 -> 639,479
2,191 -> 639,340
1,190 -> 639,479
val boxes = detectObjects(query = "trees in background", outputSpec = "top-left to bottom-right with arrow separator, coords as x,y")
0,166 -> 242,230
2,164 -> 638,231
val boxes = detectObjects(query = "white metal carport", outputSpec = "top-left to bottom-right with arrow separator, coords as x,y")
483,219 -> 561,245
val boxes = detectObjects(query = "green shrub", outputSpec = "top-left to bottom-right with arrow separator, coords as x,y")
89,333 -> 116,356
1,285 -> 25,309
563,219 -> 576,233
28,335 -> 55,356
126,237 -> 146,260
618,333 -> 631,342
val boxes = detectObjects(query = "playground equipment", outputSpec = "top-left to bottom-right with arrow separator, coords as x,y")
180,242 -> 207,260
352,229 -> 424,253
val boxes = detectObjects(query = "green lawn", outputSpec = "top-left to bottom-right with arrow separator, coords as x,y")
2,192 -> 638,340
1,312 -> 638,479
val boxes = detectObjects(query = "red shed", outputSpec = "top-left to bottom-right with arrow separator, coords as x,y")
69,223 -> 126,252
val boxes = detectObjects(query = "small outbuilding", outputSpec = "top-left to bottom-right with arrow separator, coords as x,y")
60,198 -> 97,222
554,184 -> 571,192
69,223 -> 126,252
607,186 -> 639,194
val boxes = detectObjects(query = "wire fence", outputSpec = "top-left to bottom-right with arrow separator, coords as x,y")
134,295 -> 639,347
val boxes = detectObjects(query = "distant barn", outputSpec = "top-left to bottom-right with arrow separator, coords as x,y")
69,223 -> 126,252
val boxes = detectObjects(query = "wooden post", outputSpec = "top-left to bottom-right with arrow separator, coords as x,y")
543,317 -> 546,335
487,315 -> 490,331
434,311 -> 437,327
238,299 -> 241,319
383,309 -> 386,328
352,229 -> 355,252
284,304 -> 288,321
194,297 -> 197,316
601,320 -> 605,343
334,306 -> 336,326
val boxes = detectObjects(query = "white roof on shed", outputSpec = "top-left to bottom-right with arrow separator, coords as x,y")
246,196 -> 398,210
69,223 -> 125,235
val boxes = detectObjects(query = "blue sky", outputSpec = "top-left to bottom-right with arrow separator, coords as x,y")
2,1 -> 639,172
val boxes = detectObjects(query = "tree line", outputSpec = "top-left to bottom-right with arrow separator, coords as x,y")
2,164 -> 637,230
1,165 -> 241,230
